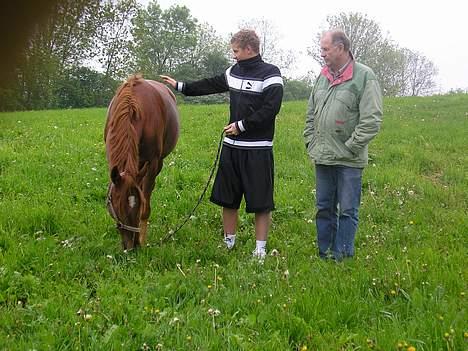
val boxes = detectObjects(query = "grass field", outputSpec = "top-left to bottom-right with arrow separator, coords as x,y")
0,94 -> 467,350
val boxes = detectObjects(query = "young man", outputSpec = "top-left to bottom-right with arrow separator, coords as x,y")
304,30 -> 383,261
161,29 -> 283,261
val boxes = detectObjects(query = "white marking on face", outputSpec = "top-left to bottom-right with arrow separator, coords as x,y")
128,195 -> 136,208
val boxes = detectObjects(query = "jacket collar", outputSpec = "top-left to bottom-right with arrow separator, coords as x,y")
321,52 -> 354,86
237,54 -> 263,68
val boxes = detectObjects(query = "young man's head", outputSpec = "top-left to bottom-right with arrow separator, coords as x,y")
230,29 -> 260,62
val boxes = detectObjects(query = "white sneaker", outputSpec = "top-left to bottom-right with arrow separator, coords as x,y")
252,248 -> 266,262
223,235 -> 236,250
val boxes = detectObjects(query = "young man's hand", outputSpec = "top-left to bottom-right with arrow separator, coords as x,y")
224,122 -> 239,136
160,75 -> 177,89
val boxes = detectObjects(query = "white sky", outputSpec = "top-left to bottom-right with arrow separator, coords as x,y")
144,0 -> 466,93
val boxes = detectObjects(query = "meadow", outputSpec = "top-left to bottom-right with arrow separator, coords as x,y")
0,94 -> 466,350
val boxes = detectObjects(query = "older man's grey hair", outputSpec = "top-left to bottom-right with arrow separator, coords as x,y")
328,29 -> 351,52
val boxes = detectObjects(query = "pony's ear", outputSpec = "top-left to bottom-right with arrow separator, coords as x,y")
111,166 -> 121,185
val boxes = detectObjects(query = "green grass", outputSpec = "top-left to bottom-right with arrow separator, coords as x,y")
0,95 -> 467,350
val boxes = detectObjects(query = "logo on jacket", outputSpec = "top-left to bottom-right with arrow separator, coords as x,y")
245,81 -> 253,90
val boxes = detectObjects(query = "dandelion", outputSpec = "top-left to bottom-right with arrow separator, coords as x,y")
300,346 -> 308,351
409,220 -> 414,225
407,346 -> 416,351
366,338 -> 375,349
207,308 -> 220,316
270,249 -> 279,256
207,285 -> 212,289
207,307 -> 221,328
186,336 -> 192,341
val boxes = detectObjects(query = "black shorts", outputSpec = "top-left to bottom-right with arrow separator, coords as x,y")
210,146 -> 275,213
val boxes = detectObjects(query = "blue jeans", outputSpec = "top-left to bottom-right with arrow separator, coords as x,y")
315,164 -> 363,260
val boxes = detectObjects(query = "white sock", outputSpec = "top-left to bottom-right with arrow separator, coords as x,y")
256,240 -> 266,252
225,233 -> 236,241
224,233 -> 236,249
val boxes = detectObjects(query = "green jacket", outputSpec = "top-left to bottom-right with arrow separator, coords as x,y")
304,61 -> 382,168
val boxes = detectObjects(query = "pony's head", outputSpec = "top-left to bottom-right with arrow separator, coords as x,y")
106,166 -> 146,250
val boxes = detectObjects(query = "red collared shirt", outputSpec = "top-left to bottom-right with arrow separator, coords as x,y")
321,58 -> 354,87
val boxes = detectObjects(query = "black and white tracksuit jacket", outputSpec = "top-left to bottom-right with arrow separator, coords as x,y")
176,55 -> 283,149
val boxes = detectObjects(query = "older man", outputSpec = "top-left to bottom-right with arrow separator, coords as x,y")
304,30 -> 383,260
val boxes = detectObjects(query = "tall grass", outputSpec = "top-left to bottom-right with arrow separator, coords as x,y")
0,95 -> 466,350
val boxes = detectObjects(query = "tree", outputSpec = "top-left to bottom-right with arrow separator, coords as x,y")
56,66 -> 116,108
237,18 -> 295,74
283,78 -> 312,101
2,0 -> 102,110
191,23 -> 230,77
96,0 -> 139,81
400,49 -> 438,96
307,12 -> 438,96
131,1 -> 198,78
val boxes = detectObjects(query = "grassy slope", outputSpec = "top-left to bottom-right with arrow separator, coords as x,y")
0,95 -> 466,350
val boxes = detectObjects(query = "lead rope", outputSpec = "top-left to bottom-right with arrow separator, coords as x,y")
159,130 -> 224,244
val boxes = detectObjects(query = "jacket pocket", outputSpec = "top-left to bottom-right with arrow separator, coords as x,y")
335,90 -> 357,111
324,132 -> 355,161
332,91 -> 359,142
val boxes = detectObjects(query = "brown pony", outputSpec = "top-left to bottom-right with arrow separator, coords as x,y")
105,75 -> 179,250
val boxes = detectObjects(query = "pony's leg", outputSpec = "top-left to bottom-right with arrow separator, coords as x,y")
139,220 -> 148,247
121,230 -> 137,250
138,159 -> 162,247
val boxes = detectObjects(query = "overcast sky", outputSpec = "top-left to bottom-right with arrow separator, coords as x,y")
143,0 -> 466,92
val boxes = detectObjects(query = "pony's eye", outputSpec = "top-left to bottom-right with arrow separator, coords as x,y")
128,195 -> 136,208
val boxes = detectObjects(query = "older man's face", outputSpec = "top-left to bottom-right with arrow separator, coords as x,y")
320,34 -> 343,70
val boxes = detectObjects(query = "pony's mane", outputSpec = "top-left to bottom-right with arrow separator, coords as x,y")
107,75 -> 143,176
